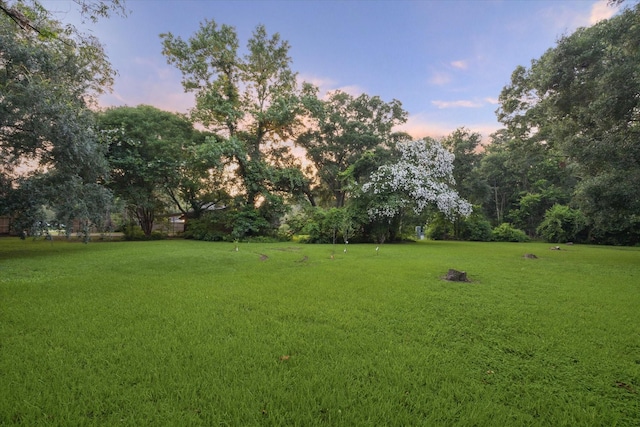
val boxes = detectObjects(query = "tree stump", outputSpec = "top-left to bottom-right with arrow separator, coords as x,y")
446,269 -> 468,282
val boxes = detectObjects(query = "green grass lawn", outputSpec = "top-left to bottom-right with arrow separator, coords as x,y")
1,238 -> 638,426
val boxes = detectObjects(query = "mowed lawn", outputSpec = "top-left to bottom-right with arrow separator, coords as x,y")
0,238 -> 638,426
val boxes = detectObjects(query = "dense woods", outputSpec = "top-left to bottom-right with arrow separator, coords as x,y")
2,1 -> 639,245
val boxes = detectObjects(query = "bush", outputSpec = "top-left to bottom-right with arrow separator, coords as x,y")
123,224 -> 147,241
150,231 -> 166,240
426,211 -> 492,242
183,214 -> 227,241
491,223 -> 530,242
458,213 -> 493,242
300,208 -> 342,244
426,215 -> 452,240
123,224 -> 166,241
229,208 -> 271,240
290,207 -> 363,244
184,207 -> 274,242
537,204 -> 586,243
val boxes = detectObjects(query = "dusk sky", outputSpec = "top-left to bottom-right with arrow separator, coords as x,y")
46,0 -> 621,141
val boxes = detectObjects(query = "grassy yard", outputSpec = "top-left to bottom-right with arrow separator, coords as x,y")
0,238 -> 638,426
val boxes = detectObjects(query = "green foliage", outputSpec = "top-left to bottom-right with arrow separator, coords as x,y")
508,182 -> 568,237
98,105 -> 207,236
478,130 -> 573,229
184,207 -> 273,242
426,210 -> 492,242
1,2 -> 115,229
183,213 -> 228,242
537,204 -> 586,243
497,4 -> 640,244
426,214 -> 452,241
230,207 -> 272,240
283,207 -> 364,244
440,127 -> 488,205
458,212 -> 493,242
1,176 -> 46,235
161,19 -> 307,209
297,86 -> 408,207
491,223 -> 530,242
574,172 -> 640,245
122,224 -> 146,241
122,223 -> 165,241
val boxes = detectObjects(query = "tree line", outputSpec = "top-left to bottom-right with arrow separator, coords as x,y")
2,1 -> 638,245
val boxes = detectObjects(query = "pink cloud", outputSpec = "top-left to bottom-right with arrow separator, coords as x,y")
432,99 -> 483,109
590,1 -> 618,24
395,113 -> 502,144
451,60 -> 468,70
429,71 -> 452,86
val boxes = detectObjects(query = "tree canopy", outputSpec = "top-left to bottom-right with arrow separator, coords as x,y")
361,139 -> 472,221
161,21 -> 307,208
2,1 -> 638,245
497,3 -> 640,243
0,0 -> 116,235
297,86 -> 408,208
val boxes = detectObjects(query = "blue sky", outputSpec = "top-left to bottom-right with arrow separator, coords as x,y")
47,0 -> 620,140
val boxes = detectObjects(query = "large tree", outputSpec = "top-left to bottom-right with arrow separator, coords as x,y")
440,127 -> 487,206
497,4 -> 640,243
97,105 -> 226,236
1,0 -> 116,234
161,20 -> 310,218
164,131 -> 230,223
477,130 -> 572,234
297,86 -> 408,208
359,139 -> 472,242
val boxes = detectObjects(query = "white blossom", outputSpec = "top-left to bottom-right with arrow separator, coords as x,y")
362,139 -> 472,220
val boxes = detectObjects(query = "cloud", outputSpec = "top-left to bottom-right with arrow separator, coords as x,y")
484,97 -> 499,105
395,113 -> 502,144
429,71 -> 452,86
298,74 -> 337,90
539,0 -> 619,34
98,61 -> 194,113
332,85 -> 367,97
432,99 -> 484,109
468,123 -> 505,145
298,74 -> 366,98
99,88 -> 194,114
451,60 -> 468,70
589,1 -> 618,24
396,114 -> 455,140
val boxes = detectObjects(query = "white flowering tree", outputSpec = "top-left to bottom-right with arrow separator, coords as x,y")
360,139 -> 472,241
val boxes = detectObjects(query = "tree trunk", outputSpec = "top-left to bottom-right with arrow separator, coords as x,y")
334,190 -> 345,208
136,207 -> 155,237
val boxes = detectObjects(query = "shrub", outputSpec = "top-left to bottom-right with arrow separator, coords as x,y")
491,223 -> 530,242
426,215 -> 452,240
228,208 -> 271,240
123,224 -> 166,241
150,231 -> 166,240
426,211 -> 492,242
123,224 -> 147,241
184,207 -> 275,242
300,208 -> 342,244
291,207 -> 364,244
458,213 -> 493,242
183,214 -> 227,241
537,204 -> 586,243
